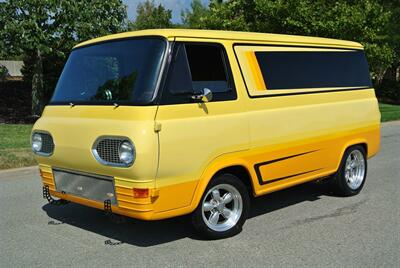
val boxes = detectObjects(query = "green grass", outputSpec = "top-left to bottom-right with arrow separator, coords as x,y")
379,103 -> 400,122
0,124 -> 36,170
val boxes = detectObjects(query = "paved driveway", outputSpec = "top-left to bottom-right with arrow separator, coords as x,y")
1,122 -> 399,267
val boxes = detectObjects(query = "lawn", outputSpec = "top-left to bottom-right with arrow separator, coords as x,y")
379,103 -> 400,122
0,124 -> 36,170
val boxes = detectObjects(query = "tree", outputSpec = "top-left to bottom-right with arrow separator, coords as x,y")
198,0 -> 395,83
0,0 -> 127,116
181,0 -> 210,29
0,3 -> 5,59
201,0 -> 255,31
0,65 -> 8,81
382,0 -> 400,81
129,0 -> 172,30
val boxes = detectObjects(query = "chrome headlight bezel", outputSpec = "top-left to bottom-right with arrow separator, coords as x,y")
92,136 -> 135,168
31,131 -> 55,156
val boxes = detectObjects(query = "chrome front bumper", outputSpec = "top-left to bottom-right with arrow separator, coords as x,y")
53,168 -> 117,205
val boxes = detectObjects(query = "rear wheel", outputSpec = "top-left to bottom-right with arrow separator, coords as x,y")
333,145 -> 367,196
192,173 -> 250,239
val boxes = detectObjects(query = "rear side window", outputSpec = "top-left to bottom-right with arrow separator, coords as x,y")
234,45 -> 372,97
255,50 -> 372,90
161,43 -> 236,104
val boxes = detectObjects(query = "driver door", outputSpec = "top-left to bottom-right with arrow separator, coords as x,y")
154,39 -> 249,212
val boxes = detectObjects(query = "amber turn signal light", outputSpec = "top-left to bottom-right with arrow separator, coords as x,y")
133,188 -> 149,198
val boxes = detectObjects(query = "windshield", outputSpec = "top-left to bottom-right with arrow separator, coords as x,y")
51,37 -> 167,105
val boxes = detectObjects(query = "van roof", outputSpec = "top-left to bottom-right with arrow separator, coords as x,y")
74,29 -> 363,50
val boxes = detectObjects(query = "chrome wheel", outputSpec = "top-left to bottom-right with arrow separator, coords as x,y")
201,184 -> 243,232
344,149 -> 366,190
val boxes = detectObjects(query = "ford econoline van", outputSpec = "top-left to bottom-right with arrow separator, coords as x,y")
32,29 -> 380,239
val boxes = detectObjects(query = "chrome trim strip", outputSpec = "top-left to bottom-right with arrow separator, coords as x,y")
91,135 -> 135,168
150,40 -> 172,102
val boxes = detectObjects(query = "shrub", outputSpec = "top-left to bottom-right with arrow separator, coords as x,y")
376,80 -> 400,104
0,65 -> 8,81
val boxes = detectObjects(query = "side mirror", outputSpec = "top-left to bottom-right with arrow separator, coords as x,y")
191,88 -> 213,102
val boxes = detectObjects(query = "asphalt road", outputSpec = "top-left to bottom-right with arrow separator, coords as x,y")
1,122 -> 399,267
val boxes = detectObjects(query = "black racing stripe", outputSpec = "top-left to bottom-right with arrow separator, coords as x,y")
255,150 -> 319,167
254,150 -> 321,185
249,87 -> 371,98
259,168 -> 323,185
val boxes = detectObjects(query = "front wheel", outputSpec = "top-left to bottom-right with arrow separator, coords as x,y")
333,145 -> 367,196
192,173 -> 250,239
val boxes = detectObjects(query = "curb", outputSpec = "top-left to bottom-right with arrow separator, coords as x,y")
382,120 -> 400,125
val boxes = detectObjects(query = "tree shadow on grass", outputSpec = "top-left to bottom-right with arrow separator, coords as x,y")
42,182 -> 336,247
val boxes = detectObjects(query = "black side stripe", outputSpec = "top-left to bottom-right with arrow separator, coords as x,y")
260,168 -> 323,185
254,150 -> 321,185
249,87 -> 371,98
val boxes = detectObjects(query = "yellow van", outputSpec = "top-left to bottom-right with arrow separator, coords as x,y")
32,29 -> 380,239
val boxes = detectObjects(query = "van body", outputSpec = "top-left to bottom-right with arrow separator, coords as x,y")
33,29 -> 380,238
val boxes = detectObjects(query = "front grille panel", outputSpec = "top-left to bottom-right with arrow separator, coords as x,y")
41,134 -> 54,154
95,139 -> 123,165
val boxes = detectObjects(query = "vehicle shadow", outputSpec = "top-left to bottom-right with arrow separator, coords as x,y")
249,182 -> 335,218
42,182 -> 335,247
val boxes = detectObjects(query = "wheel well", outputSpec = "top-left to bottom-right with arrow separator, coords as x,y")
349,143 -> 368,155
213,165 -> 254,194
359,143 -> 368,155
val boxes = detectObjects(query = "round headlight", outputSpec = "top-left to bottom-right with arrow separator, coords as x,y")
32,133 -> 43,153
118,141 -> 135,165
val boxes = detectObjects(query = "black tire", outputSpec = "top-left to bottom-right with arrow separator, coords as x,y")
333,145 -> 367,196
192,173 -> 250,239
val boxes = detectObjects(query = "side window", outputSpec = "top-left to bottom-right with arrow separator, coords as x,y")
161,43 -> 236,104
255,50 -> 372,90
234,45 -> 373,97
185,44 -> 230,93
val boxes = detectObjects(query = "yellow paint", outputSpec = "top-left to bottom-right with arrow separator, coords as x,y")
34,29 -> 380,221
39,164 -> 56,191
74,29 -> 363,50
187,124 -> 379,208
245,51 -> 267,90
